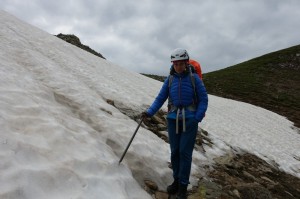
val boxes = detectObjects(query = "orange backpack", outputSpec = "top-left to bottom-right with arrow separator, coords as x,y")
188,59 -> 202,80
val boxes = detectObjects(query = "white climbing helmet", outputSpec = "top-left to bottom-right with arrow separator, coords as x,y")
170,48 -> 189,62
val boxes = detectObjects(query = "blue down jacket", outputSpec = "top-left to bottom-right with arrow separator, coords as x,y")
147,71 -> 208,122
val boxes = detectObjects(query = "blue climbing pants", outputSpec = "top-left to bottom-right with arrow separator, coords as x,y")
167,118 -> 198,185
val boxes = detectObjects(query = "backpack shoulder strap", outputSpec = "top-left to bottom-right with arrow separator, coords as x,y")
187,65 -> 196,91
188,66 -> 197,103
167,75 -> 174,109
168,74 -> 174,88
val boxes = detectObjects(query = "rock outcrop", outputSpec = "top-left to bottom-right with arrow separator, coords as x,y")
55,33 -> 106,59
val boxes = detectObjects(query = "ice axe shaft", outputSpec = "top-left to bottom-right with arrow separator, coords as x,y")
119,117 -> 144,164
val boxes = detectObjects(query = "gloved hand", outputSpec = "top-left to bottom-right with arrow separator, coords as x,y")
141,111 -> 150,119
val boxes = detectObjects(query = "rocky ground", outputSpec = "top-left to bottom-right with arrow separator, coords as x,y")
138,110 -> 300,199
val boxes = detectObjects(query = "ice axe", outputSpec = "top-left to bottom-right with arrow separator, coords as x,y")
119,117 -> 144,164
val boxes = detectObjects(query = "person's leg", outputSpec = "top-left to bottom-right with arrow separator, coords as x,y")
167,118 -> 181,194
178,118 -> 198,185
167,118 -> 181,179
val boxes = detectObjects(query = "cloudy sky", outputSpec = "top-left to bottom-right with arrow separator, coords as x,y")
1,0 -> 300,75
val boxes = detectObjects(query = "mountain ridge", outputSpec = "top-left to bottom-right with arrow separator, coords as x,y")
55,33 -> 106,59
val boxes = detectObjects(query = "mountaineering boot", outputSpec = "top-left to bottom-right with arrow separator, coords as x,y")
167,179 -> 179,194
176,184 -> 187,199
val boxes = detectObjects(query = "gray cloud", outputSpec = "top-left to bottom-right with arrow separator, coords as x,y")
1,0 -> 300,75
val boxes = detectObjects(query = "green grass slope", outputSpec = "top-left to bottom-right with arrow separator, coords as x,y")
203,45 -> 300,128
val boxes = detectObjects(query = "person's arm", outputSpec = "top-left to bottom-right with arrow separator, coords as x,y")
147,77 -> 170,116
194,75 -> 208,122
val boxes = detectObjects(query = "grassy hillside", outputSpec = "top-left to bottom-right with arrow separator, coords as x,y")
203,45 -> 300,127
141,73 -> 166,82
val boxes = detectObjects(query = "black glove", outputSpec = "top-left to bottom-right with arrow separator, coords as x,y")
141,111 -> 150,119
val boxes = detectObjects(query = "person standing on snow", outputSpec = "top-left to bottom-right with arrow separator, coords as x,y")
142,48 -> 208,199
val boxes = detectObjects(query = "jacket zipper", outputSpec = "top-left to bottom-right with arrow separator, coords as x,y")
179,77 -> 182,106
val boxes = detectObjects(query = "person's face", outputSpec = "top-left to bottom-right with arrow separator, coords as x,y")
173,60 -> 187,74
